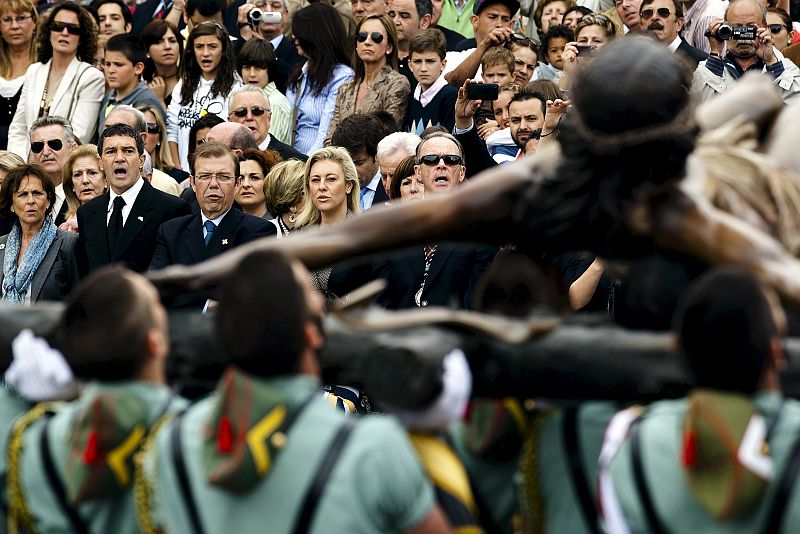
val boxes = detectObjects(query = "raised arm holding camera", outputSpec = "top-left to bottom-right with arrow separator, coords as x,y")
691,0 -> 800,102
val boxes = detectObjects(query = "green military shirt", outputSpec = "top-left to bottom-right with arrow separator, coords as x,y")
0,386 -> 33,530
605,392 -> 800,533
145,374 -> 436,534
10,381 -> 183,534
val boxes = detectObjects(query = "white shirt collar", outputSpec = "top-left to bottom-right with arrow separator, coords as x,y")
667,35 -> 682,54
258,134 -> 272,151
271,34 -> 284,49
108,177 -> 144,213
414,74 -> 449,107
201,207 -> 231,226
367,170 -> 381,191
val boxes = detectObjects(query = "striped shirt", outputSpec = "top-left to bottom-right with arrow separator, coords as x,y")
263,82 -> 292,145
285,63 -> 354,155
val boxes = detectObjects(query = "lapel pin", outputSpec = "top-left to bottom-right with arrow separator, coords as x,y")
222,239 -> 229,245
137,216 -> 144,222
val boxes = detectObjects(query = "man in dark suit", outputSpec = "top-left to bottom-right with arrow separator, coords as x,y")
28,116 -> 76,227
131,0 -> 185,35
77,124 -> 191,275
227,85 -> 308,161
330,114 -> 389,210
150,141 -> 275,272
640,0 -> 708,68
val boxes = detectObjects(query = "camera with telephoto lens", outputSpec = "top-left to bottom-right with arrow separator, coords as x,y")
707,24 -> 757,40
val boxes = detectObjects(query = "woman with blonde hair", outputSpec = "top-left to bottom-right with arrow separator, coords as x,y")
264,159 -> 306,237
59,144 -> 105,232
0,0 -> 38,150
0,151 -> 25,183
296,146 -> 360,228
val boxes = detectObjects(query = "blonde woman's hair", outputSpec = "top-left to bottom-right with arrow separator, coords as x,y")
0,151 -> 25,174
135,104 -> 176,171
295,147 -> 360,227
0,0 -> 38,79
62,144 -> 103,219
264,159 -> 306,217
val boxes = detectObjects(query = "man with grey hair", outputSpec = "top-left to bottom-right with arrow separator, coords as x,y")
376,131 -> 421,194
227,85 -> 307,161
105,105 -> 183,196
28,116 -> 76,226
414,131 -> 465,194
692,0 -> 800,102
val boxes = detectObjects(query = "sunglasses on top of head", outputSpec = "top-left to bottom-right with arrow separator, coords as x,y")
640,7 -> 671,19
30,139 -> 63,153
50,20 -> 81,35
419,154 -> 463,166
357,31 -> 384,43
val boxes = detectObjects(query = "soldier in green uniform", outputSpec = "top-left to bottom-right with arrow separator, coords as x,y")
140,249 -> 452,534
600,267 -> 800,533
6,266 -> 186,534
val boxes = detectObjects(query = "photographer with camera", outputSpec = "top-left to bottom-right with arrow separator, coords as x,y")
692,0 -> 800,102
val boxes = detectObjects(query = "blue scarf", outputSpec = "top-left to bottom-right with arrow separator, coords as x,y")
2,221 -> 58,303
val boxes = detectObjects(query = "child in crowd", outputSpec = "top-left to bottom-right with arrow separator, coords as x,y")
405,29 -> 457,134
480,46 -> 515,86
533,25 -> 573,82
236,39 -> 293,145
485,83 -> 522,163
97,34 -> 164,137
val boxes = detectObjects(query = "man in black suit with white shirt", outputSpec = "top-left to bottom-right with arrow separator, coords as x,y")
76,124 -> 191,275
640,0 -> 708,68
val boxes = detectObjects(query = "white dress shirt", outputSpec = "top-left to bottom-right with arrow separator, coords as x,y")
107,178 -> 145,226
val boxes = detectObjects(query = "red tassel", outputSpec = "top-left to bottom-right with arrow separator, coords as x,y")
682,429 -> 697,468
217,416 -> 233,453
83,431 -> 102,464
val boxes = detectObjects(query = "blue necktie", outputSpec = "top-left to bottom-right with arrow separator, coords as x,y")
204,220 -> 216,246
360,187 -> 368,211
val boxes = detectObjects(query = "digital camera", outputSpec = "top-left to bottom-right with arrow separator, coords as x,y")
248,9 -> 281,25
709,24 -> 757,40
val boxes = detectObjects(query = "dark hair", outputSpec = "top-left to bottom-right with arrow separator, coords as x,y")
216,250 -> 310,377
330,113 -> 385,158
180,22 -> 238,105
354,14 -> 399,84
415,0 -> 433,17
192,141 -> 240,178
542,24 -> 575,54
92,0 -> 132,25
186,0 -> 226,17
99,123 -> 145,156
388,155 -> 416,199
105,33 -> 147,67
59,267 -> 156,381
237,38 -> 278,85
37,2 -> 98,63
509,89 -> 547,115
676,267 -> 777,393
0,164 -> 56,225
141,19 -> 183,82
240,148 -> 282,177
409,28 -> 447,60
640,0 -> 683,17
524,79 -> 561,101
372,110 -> 400,135
188,113 -> 224,164
289,3 -> 352,96
561,5 -> 592,24
767,6 -> 792,29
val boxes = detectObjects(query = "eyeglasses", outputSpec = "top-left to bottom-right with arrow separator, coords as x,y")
50,20 -> 81,35
195,172 -> 237,183
30,139 -> 64,153
356,31 -> 384,44
146,122 -> 160,133
419,154 -> 463,166
231,106 -> 269,118
769,23 -> 789,34
640,7 -> 671,19
0,14 -> 33,26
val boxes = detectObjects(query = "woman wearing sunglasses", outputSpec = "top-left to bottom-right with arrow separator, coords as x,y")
167,22 -> 242,171
6,1 -> 104,160
766,7 -> 795,52
0,0 -> 38,151
0,164 -> 79,304
325,14 -> 410,144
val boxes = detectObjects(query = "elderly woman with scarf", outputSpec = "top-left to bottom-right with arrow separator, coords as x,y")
0,164 -> 78,303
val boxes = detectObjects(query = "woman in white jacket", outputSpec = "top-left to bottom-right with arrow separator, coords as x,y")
167,22 -> 241,171
6,2 -> 104,159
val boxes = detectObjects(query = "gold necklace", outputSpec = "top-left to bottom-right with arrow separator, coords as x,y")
38,65 -> 64,118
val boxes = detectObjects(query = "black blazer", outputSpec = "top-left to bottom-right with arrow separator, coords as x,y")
76,180 -> 192,275
455,125 -> 497,179
273,36 -> 305,95
267,136 -> 308,162
0,229 -> 79,302
372,244 -> 496,310
676,39 -> 709,70
372,180 -> 389,206
149,208 -> 275,270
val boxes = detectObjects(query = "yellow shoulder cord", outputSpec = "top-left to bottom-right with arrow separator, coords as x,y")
517,409 -> 551,534
7,403 -> 59,534
134,412 -> 177,534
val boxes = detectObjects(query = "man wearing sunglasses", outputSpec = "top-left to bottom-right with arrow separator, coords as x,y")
693,0 -> 800,103
640,0 -> 708,68
28,116 -> 76,227
227,85 -> 307,162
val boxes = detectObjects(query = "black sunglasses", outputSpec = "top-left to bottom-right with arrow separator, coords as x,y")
769,23 -> 789,34
356,31 -> 384,43
231,106 -> 268,118
30,139 -> 63,153
50,20 -> 81,35
640,7 -> 671,19
146,122 -> 160,133
419,154 -> 462,166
